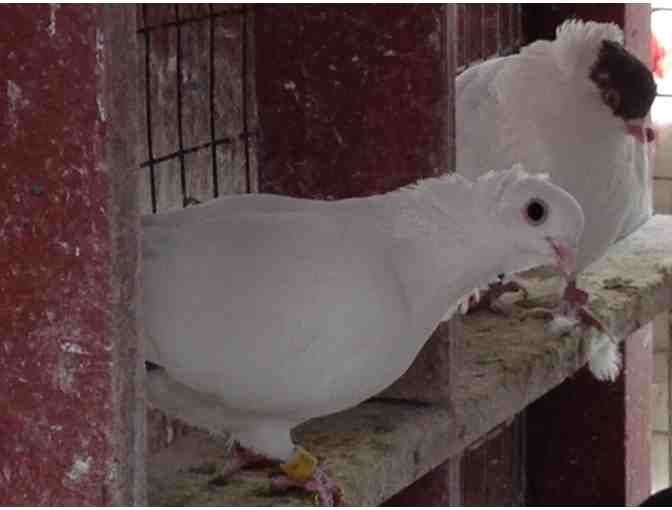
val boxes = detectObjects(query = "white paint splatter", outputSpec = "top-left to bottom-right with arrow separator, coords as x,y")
47,4 -> 60,37
221,27 -> 237,39
56,364 -> 74,393
61,342 -> 84,354
96,95 -> 106,122
7,80 -> 30,133
165,422 -> 175,444
65,456 -> 92,482
2,464 -> 10,483
95,28 -> 107,122
96,28 -> 105,69
5,80 -> 30,140
8,81 -> 24,110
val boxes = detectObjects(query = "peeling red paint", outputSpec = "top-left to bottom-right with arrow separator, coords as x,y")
0,5 -> 131,505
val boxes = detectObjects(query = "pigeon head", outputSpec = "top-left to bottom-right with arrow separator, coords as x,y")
554,19 -> 656,143
589,39 -> 657,141
477,166 -> 585,279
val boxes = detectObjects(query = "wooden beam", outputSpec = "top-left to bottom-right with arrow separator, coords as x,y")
0,5 -> 143,504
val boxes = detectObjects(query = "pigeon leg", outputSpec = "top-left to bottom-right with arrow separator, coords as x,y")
211,443 -> 342,505
520,278 -> 581,322
521,279 -> 611,336
466,277 -> 528,315
270,446 -> 344,506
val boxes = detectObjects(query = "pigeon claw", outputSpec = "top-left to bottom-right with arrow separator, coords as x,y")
465,279 -> 528,315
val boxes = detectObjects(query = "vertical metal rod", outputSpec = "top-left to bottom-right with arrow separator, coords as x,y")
142,5 -> 158,213
241,7 -> 252,193
514,4 -> 521,46
462,5 -> 469,70
174,5 -> 188,207
209,4 -> 220,198
495,4 -> 501,56
480,4 -> 486,61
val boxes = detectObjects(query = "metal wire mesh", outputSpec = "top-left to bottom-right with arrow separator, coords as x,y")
137,5 -> 258,214
456,4 -> 523,73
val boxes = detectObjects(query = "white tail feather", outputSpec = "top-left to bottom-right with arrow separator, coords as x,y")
588,333 -> 622,382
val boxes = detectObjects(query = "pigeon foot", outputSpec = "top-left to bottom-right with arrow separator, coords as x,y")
466,279 -> 528,315
520,279 -> 606,334
271,446 -> 343,506
210,444 -> 342,505
519,279 -> 621,381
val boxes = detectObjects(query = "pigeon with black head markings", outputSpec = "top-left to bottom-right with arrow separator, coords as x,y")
456,19 -> 657,381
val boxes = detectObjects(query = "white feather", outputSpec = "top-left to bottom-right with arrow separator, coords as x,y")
587,333 -> 622,382
547,315 -> 578,336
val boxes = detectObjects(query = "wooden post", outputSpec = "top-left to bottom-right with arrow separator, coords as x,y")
0,5 -> 142,504
526,325 -> 653,505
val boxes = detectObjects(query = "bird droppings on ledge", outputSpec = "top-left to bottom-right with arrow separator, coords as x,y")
147,216 -> 672,506
602,276 -> 634,288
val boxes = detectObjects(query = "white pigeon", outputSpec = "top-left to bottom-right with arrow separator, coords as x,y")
456,19 -> 657,381
142,165 -> 584,505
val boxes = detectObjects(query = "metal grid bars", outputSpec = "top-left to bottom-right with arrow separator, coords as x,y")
456,4 -> 523,73
137,5 -> 258,214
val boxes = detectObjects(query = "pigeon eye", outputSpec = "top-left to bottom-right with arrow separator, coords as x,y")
602,88 -> 621,112
525,198 -> 549,226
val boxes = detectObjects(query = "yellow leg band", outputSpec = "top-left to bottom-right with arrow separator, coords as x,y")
279,446 -> 318,481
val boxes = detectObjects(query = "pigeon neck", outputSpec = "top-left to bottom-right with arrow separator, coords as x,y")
381,181 -> 505,327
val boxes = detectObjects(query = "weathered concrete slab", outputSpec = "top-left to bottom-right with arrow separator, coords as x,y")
147,215 -> 672,506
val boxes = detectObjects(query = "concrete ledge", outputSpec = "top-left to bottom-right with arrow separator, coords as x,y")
147,215 -> 672,506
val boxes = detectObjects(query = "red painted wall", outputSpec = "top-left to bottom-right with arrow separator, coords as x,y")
255,5 -> 454,199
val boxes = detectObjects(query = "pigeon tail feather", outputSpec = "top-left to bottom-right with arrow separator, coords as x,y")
588,333 -> 622,382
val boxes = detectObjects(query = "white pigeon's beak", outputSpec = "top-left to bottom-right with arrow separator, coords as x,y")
625,119 -> 656,144
547,237 -> 577,280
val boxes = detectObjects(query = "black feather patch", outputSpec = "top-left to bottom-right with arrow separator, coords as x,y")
590,40 -> 657,120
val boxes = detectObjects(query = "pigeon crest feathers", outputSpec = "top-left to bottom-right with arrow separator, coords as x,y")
490,21 -> 636,192
389,166 -> 561,242
403,166 -> 583,277
553,19 -> 623,78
